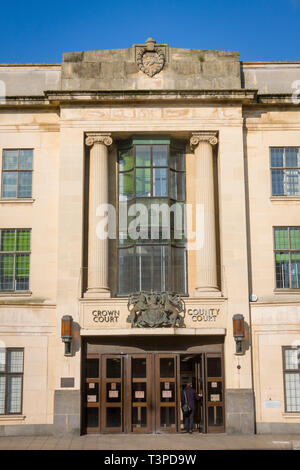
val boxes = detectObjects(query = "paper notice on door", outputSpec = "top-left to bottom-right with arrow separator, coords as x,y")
211,382 -> 218,388
164,382 -> 170,389
87,395 -> 97,403
135,391 -> 145,399
162,390 -> 172,398
111,383 -> 117,390
109,390 -> 119,398
210,394 -> 220,402
88,383 -> 95,389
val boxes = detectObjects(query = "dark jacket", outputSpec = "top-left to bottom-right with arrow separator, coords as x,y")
181,385 -> 201,412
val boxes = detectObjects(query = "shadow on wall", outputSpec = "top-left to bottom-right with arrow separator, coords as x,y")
244,321 -> 251,354
71,322 -> 81,356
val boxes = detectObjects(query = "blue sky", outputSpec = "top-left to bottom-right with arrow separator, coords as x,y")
0,0 -> 299,63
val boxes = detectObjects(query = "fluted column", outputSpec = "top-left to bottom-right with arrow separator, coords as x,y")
190,131 -> 219,296
85,133 -> 113,297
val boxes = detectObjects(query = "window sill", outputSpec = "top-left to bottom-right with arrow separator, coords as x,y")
0,291 -> 32,297
270,196 -> 300,202
0,415 -> 26,422
0,198 -> 35,203
273,289 -> 300,294
282,413 -> 300,418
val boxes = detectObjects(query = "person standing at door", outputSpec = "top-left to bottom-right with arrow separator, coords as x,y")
181,382 -> 202,433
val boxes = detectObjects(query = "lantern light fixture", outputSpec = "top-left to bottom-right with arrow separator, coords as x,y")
61,315 -> 73,356
233,314 -> 245,355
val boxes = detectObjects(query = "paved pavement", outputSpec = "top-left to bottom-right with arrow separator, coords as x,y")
0,433 -> 299,450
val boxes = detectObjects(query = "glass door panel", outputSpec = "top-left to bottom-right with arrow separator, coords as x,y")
205,354 -> 225,433
101,355 -> 123,433
194,355 -> 205,433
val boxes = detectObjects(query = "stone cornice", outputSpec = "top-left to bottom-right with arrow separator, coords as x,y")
0,90 -> 299,108
45,89 -> 258,105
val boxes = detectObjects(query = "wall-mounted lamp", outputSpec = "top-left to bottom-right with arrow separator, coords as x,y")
61,315 -> 73,356
233,314 -> 245,355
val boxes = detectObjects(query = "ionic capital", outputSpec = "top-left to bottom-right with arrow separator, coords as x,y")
85,133 -> 113,148
190,132 -> 218,151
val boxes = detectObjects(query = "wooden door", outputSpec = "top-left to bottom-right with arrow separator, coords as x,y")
126,354 -> 153,433
155,354 -> 179,433
100,355 -> 123,433
205,353 -> 225,433
84,354 -> 101,433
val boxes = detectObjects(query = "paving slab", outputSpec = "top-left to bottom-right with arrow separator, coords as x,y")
0,434 -> 300,450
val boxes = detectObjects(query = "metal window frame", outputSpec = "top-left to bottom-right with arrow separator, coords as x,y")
117,140 -> 187,296
270,147 -> 300,197
1,149 -> 33,199
282,346 -> 300,413
0,228 -> 31,292
273,226 -> 300,289
0,347 -> 24,415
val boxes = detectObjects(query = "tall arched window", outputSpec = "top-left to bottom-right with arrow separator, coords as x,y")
118,136 -> 187,295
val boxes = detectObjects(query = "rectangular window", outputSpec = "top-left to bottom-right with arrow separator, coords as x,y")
283,347 -> 300,412
271,148 -> 300,196
0,229 -> 31,291
1,149 -> 33,198
274,227 -> 300,289
0,348 -> 24,415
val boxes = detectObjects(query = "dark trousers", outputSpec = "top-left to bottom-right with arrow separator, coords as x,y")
184,410 -> 194,432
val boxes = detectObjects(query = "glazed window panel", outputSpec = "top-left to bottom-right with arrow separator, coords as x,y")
0,229 -> 31,291
153,145 -> 168,167
283,347 -> 300,413
1,149 -> 33,199
274,227 -> 300,289
0,348 -> 24,415
118,247 -> 134,295
118,139 -> 187,295
270,148 -> 300,196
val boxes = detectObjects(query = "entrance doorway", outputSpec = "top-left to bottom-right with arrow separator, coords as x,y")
82,352 -> 224,434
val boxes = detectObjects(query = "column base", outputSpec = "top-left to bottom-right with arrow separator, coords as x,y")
193,288 -> 222,298
84,289 -> 111,299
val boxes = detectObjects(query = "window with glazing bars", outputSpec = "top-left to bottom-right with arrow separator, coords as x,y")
0,229 -> 31,291
274,227 -> 300,289
282,347 -> 300,412
1,149 -> 33,198
118,138 -> 187,295
0,348 -> 24,415
271,148 -> 300,196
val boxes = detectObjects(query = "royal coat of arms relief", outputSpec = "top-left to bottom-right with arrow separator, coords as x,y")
135,38 -> 167,77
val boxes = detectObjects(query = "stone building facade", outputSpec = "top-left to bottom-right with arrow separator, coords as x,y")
0,39 -> 299,436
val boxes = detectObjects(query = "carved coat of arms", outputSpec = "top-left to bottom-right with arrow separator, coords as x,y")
127,292 -> 186,328
136,38 -> 165,77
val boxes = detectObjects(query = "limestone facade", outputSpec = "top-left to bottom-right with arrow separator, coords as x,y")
0,39 -> 299,435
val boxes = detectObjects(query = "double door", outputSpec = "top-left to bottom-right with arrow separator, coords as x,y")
83,352 -> 224,433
